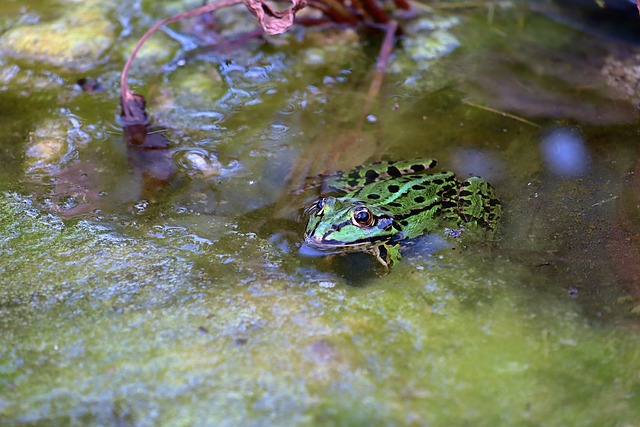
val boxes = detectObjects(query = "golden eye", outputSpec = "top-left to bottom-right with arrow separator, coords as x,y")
352,207 -> 374,227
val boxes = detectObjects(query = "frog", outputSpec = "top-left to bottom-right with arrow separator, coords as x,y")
302,158 -> 501,272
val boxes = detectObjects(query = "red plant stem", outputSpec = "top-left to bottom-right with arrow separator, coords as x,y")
120,0 -> 245,103
360,0 -> 389,23
360,19 -> 398,122
349,0 -> 365,18
375,19 -> 398,74
294,17 -> 332,26
307,0 -> 359,24
393,0 -> 411,10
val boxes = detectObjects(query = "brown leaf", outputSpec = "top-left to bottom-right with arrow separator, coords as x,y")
244,0 -> 307,35
120,92 -> 149,127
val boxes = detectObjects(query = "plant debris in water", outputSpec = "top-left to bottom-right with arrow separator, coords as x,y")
119,0 -> 412,144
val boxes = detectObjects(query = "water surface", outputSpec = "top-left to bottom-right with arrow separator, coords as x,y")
1,0 -> 639,424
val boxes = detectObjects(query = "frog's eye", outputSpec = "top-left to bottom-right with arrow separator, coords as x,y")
352,207 -> 374,227
315,198 -> 326,215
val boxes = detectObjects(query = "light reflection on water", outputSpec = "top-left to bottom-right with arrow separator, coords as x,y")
540,127 -> 591,178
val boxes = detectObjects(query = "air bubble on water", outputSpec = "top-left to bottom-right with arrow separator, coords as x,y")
174,148 -> 222,178
57,195 -> 79,211
318,281 -> 336,288
270,123 -> 288,134
133,200 -> 149,214
37,196 -> 53,208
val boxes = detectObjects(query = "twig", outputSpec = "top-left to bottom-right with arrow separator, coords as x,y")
591,196 -> 619,208
463,99 -> 541,128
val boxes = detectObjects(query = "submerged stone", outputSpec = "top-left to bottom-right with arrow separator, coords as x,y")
0,6 -> 117,68
120,32 -> 176,67
24,119 -> 71,174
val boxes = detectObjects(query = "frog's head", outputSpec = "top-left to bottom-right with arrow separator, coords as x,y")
303,196 -> 397,252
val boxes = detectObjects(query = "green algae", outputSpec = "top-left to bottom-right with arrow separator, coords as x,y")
1,191 -> 640,425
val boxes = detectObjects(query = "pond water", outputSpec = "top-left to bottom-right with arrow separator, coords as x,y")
1,0 -> 640,425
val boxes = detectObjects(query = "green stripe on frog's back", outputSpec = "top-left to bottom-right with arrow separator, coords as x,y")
324,158 -> 438,194
349,172 -> 461,240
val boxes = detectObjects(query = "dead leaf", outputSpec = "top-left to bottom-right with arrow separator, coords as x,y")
120,92 -> 149,127
244,0 -> 307,35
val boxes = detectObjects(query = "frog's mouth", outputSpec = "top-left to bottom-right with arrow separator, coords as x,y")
298,241 -> 342,257
302,234 -> 387,253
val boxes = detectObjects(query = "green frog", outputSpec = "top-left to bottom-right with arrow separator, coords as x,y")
302,158 -> 501,271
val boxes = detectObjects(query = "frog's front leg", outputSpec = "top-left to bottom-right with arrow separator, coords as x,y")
369,244 -> 402,274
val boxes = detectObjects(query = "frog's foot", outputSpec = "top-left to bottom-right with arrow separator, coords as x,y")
444,227 -> 465,239
458,176 -> 501,234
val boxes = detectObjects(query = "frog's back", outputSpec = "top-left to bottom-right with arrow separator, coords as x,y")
348,171 -> 500,240
323,158 -> 439,194
348,172 -> 457,212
